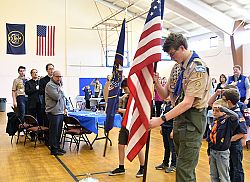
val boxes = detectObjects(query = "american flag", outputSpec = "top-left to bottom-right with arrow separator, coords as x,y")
122,0 -> 163,162
36,25 -> 55,56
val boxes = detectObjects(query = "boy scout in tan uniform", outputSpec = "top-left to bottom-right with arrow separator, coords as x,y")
12,66 -> 27,120
150,33 -> 211,182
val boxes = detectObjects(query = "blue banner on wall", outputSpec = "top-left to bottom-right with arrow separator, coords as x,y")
6,23 -> 26,54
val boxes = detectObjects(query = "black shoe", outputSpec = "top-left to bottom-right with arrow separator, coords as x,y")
109,168 -> 125,176
136,168 -> 144,178
58,148 -> 66,154
155,163 -> 167,170
50,151 -> 64,156
165,166 -> 176,173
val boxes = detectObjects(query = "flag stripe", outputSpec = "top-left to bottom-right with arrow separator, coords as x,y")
52,26 -> 55,56
50,26 -> 52,56
129,53 -> 161,75
132,45 -> 162,68
139,22 -> 161,44
134,38 -> 162,60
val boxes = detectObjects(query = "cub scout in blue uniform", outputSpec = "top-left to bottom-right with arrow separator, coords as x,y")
151,33 -> 211,182
207,99 -> 239,182
222,89 -> 247,182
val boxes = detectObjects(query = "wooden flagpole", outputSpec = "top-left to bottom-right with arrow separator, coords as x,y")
142,62 -> 157,182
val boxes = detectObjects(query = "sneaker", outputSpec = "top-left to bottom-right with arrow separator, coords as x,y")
58,148 -> 66,154
155,163 -> 167,170
109,168 -> 125,176
136,168 -> 144,178
171,166 -> 176,172
50,151 -> 64,156
165,166 -> 176,173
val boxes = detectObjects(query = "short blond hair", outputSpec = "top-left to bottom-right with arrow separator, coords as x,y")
213,99 -> 228,108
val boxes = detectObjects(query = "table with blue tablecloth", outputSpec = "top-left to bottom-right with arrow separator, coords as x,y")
68,111 -> 122,148
68,111 -> 122,134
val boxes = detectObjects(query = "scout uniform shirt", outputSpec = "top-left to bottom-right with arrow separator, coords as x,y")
181,51 -> 211,109
12,76 -> 27,96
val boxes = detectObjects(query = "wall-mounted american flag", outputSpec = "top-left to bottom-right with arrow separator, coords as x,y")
36,25 -> 55,56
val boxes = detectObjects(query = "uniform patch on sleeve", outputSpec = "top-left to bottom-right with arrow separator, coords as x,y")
239,117 -> 246,122
194,81 -> 201,89
195,65 -> 206,73
244,109 -> 249,117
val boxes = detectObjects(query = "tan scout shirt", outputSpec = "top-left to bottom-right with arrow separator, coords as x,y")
12,76 -> 26,96
182,52 -> 211,109
103,81 -> 110,102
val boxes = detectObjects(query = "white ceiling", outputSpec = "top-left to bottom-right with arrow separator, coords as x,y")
94,0 -> 250,39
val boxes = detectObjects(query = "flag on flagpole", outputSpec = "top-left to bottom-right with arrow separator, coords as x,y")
36,25 -> 55,56
105,19 -> 126,132
122,0 -> 163,162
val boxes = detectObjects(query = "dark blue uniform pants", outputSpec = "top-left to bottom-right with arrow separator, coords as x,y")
230,141 -> 244,182
162,126 -> 176,167
16,95 -> 26,121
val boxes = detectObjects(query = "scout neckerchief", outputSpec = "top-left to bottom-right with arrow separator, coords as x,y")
210,115 -> 226,144
210,119 -> 218,144
173,51 -> 200,103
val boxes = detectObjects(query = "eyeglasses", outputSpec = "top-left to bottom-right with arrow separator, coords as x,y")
54,76 -> 63,78
168,50 -> 177,58
169,47 -> 180,58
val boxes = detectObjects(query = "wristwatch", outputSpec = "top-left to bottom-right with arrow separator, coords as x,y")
161,115 -> 167,122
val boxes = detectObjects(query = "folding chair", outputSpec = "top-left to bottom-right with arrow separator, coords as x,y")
62,116 -> 92,151
23,115 -> 49,148
12,118 -> 33,144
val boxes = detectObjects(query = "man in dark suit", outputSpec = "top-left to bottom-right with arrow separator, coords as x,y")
39,63 -> 54,127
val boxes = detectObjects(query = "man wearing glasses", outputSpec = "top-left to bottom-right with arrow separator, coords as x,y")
150,33 -> 211,182
45,70 -> 67,155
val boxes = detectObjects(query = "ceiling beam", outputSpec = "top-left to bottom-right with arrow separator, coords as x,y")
166,0 -> 235,36
94,0 -> 170,33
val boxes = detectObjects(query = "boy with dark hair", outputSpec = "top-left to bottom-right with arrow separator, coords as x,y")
207,99 -> 239,182
222,89 -> 248,182
12,66 -> 28,121
109,78 -> 145,178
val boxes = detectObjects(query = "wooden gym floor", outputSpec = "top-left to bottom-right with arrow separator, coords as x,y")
0,110 -> 249,182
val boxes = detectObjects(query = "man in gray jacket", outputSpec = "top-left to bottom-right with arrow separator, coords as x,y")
45,70 -> 67,155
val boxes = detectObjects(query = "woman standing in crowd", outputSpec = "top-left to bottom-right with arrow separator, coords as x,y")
215,74 -> 227,91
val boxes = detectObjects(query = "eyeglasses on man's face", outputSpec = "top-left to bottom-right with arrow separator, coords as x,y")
168,50 -> 177,58
168,46 -> 180,59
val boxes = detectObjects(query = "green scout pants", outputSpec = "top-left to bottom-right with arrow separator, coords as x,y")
173,108 -> 207,182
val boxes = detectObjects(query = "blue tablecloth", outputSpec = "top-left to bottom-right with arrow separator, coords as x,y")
68,111 -> 122,134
